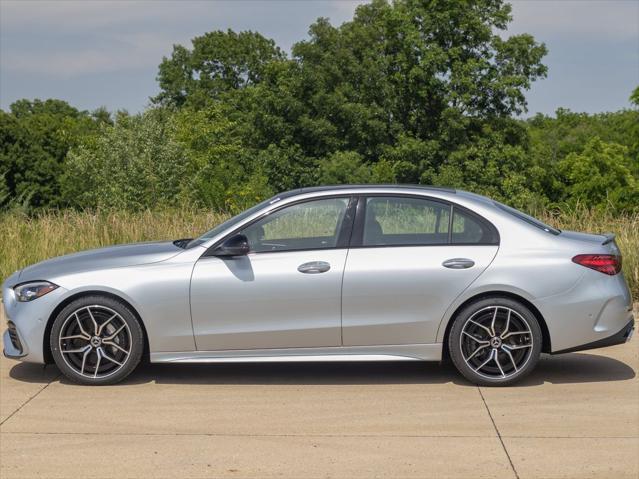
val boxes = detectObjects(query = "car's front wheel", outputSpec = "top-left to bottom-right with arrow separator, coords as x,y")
448,297 -> 542,386
50,295 -> 144,385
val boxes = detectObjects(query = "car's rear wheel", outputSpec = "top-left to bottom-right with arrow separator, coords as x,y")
448,297 -> 542,386
50,295 -> 144,385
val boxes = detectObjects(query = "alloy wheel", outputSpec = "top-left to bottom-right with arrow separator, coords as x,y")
58,305 -> 132,379
459,306 -> 534,380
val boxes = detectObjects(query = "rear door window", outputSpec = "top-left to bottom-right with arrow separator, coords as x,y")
362,196 -> 450,246
359,195 -> 499,247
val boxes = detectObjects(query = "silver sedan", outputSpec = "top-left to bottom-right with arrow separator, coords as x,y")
2,186 -> 634,385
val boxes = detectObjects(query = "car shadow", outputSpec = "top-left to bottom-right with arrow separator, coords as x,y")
8,351 -> 636,387
517,352 -> 637,386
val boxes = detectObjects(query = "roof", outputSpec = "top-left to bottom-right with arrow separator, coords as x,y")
280,184 -> 457,198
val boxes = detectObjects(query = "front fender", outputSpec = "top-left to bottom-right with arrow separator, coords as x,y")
47,260 -> 196,353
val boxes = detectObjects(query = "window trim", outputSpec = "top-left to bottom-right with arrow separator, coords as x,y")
203,195 -> 357,256
350,193 -> 499,249
494,201 -> 560,235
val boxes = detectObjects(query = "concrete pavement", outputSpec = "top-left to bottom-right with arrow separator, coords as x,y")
1,308 -> 637,479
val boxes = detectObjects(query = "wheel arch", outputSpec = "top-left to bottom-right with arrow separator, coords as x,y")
43,290 -> 150,364
440,291 -> 551,360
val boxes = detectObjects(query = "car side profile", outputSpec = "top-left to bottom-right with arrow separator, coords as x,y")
2,186 -> 635,386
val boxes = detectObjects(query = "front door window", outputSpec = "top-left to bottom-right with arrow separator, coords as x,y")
240,197 -> 350,253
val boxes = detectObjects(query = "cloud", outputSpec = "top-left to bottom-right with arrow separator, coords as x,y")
508,0 -> 639,39
0,1 -> 199,76
2,32 -> 183,77
0,1 -> 204,31
333,0 -> 365,15
0,0 -> 365,32
0,0 -> 366,77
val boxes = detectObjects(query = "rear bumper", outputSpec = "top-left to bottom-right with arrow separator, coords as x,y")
552,318 -> 634,354
534,267 -> 633,353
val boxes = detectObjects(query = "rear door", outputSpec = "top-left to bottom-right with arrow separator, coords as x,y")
341,195 -> 499,346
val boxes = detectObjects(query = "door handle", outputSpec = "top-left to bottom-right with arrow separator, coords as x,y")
297,261 -> 331,274
442,258 -> 475,269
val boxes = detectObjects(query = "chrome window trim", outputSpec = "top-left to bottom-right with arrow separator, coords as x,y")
198,188 -> 499,257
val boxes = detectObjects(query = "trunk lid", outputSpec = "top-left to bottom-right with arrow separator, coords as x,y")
559,230 -> 620,253
559,230 -> 608,244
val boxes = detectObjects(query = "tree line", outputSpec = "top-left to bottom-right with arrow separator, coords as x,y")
1,0 -> 637,214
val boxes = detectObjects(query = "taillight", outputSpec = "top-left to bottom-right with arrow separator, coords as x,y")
572,254 -> 622,275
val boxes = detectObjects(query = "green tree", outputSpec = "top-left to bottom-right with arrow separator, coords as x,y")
317,151 -> 372,184
63,109 -> 187,210
430,119 -> 548,209
233,0 -> 548,196
155,30 -> 286,108
173,104 -> 272,211
527,104 -> 639,206
9,2 -> 639,215
630,86 -> 639,107
0,99 -> 101,209
558,137 -> 638,211
64,105 -> 272,212
154,0 -> 548,203
0,169 -> 9,205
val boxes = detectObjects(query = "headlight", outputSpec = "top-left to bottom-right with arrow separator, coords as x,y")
14,281 -> 58,302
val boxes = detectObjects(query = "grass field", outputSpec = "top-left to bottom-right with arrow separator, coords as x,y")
0,207 -> 637,297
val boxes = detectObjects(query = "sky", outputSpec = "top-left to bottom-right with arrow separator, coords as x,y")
1,0 -> 638,116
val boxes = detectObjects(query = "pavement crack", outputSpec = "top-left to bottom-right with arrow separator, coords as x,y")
0,371 -> 61,427
478,386 -> 520,479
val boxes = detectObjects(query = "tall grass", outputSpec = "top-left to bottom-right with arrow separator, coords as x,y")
0,209 -> 229,279
0,207 -> 637,297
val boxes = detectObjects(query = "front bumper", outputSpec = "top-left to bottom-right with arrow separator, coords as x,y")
2,278 -> 67,364
552,318 -> 634,354
3,326 -> 27,359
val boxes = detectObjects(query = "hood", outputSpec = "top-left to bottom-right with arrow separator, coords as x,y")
16,241 -> 183,283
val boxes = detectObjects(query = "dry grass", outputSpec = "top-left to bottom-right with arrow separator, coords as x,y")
0,209 -> 229,279
0,207 -> 637,297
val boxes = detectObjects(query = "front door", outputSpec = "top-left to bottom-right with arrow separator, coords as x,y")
342,195 -> 499,346
191,196 -> 354,351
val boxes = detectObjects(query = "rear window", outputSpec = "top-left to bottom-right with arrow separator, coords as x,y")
495,202 -> 560,235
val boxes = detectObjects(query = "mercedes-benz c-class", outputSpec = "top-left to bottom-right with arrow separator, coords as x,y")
3,186 -> 634,385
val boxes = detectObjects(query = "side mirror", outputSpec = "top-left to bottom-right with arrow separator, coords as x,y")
213,234 -> 250,257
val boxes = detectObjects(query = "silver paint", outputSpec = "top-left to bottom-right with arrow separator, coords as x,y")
2,186 -> 634,367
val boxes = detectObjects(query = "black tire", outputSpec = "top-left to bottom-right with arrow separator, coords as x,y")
448,297 -> 542,386
50,295 -> 144,385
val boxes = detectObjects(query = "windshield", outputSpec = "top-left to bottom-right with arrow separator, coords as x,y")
186,196 -> 282,249
494,201 -> 561,235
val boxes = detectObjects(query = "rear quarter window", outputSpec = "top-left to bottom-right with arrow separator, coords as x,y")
451,207 -> 500,245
